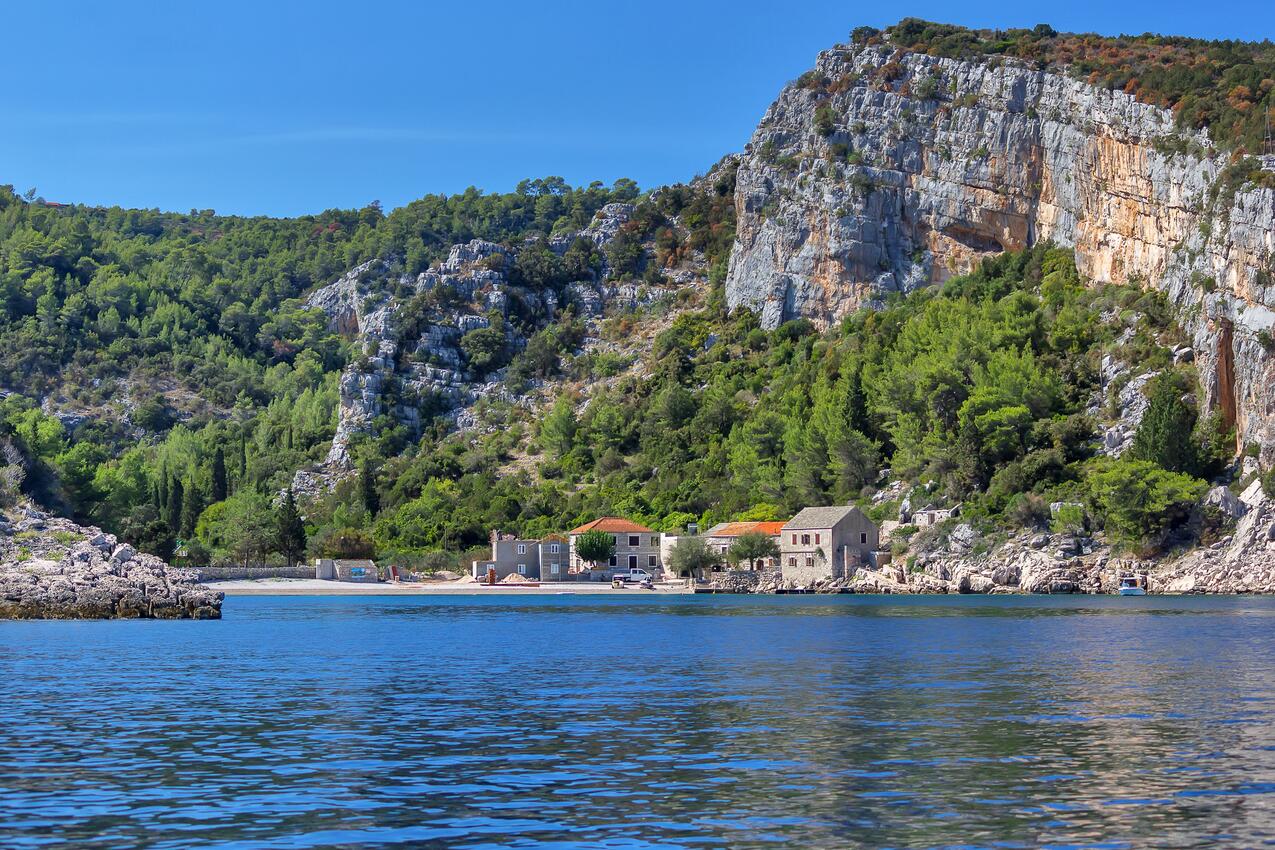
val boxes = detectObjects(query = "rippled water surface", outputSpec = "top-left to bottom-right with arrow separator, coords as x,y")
5,595 -> 1275,848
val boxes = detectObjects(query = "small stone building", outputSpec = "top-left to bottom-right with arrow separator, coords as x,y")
780,506 -> 879,585
315,558 -> 379,583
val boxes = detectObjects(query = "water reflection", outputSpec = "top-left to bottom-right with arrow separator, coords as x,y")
2,595 -> 1275,848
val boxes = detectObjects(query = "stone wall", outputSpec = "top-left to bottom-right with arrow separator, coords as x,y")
195,565 -> 314,581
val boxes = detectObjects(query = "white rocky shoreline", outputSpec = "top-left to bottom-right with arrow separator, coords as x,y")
0,504 -> 222,620
711,482 -> 1275,597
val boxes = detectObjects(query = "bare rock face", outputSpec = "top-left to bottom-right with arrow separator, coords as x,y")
0,506 -> 222,619
726,41 -> 1275,454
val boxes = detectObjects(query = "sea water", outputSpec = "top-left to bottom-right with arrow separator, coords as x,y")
4,594 -> 1275,848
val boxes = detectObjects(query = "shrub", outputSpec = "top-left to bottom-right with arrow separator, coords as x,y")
1086,458 -> 1206,549
814,104 -> 837,136
1050,503 -> 1086,535
1263,468 -> 1275,500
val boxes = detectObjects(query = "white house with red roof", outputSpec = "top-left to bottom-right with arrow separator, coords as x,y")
567,517 -> 663,575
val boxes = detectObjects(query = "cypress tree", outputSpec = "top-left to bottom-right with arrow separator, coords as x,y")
156,462 -> 168,511
211,447 -> 228,502
359,458 -> 380,516
180,483 -> 204,539
166,477 -> 184,534
1131,375 -> 1199,475
276,489 -> 306,568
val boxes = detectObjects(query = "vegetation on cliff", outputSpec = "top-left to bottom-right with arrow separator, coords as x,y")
855,18 -> 1275,153
0,171 -> 739,565
361,245 -> 1223,562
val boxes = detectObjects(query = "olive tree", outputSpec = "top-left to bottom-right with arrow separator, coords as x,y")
668,537 -> 720,580
728,532 -> 779,570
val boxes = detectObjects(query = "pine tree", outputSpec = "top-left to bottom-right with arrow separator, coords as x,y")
211,447 -> 228,502
276,489 -> 306,568
1131,375 -> 1199,475
166,477 -> 184,533
359,459 -> 380,516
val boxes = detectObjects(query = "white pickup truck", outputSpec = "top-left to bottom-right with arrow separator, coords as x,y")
612,568 -> 654,585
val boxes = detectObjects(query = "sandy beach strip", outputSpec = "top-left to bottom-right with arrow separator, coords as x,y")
203,578 -> 695,596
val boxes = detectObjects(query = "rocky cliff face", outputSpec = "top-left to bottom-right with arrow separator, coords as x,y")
726,42 -> 1275,455
0,504 -> 222,619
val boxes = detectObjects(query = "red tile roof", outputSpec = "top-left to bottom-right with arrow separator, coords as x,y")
707,521 -> 787,537
568,517 -> 653,534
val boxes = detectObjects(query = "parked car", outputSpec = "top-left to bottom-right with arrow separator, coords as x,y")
612,568 -> 653,584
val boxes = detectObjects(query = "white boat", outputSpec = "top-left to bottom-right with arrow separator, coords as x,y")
1118,576 -> 1146,596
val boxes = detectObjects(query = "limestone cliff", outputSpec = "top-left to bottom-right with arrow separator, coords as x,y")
726,41 -> 1275,455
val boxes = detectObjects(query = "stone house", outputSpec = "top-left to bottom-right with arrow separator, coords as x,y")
538,534 -> 569,580
703,521 -> 785,568
780,506 -> 879,585
568,517 -> 662,575
315,558 -> 379,582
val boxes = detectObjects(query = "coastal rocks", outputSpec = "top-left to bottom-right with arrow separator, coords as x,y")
725,39 -> 1275,454
0,507 -> 222,619
1156,487 -> 1275,593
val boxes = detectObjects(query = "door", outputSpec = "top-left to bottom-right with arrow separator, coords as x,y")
628,555 -> 637,570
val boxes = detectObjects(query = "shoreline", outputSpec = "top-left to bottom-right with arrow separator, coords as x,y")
204,578 -> 696,596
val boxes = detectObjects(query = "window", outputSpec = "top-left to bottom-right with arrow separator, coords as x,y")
648,554 -> 657,567
549,543 -> 560,554
517,564 -> 526,575
801,534 -> 810,545
609,556 -> 617,567
860,532 -> 868,545
791,534 -> 797,544
788,557 -> 796,567
551,563 -> 560,575
628,535 -> 639,547
629,555 -> 638,569
516,543 -> 526,555
814,533 -> 820,545
650,536 -> 659,547
806,557 -> 814,567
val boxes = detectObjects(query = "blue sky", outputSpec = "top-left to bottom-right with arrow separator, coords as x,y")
3,1 -> 1271,217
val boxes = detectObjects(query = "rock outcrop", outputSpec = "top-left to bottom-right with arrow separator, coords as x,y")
0,505 -> 222,619
1156,481 -> 1275,593
726,40 -> 1275,455
293,205 -> 688,498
